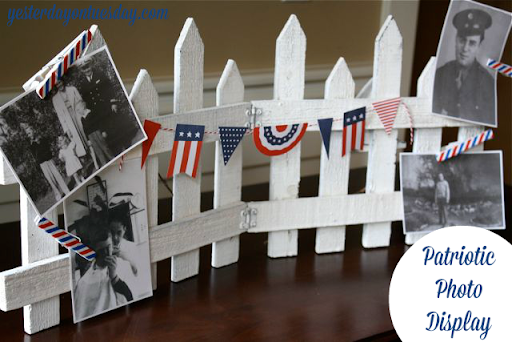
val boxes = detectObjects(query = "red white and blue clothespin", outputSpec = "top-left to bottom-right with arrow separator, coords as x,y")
35,28 -> 94,99
487,59 -> 512,77
436,129 -> 494,163
38,217 -> 96,261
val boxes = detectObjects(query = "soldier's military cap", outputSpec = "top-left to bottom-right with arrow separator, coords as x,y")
453,8 -> 492,37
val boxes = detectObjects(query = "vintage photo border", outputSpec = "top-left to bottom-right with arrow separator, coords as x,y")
399,151 -> 506,234
64,158 -> 152,323
431,0 -> 512,128
0,46 -> 147,219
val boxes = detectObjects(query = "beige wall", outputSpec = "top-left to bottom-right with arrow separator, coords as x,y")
0,0 -> 382,91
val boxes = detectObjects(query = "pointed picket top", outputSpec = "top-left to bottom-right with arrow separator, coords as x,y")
372,15 -> 403,98
217,59 -> 244,106
356,78 -> 372,99
129,69 -> 159,120
274,14 -> 306,100
325,58 -> 355,100
417,56 -> 436,98
174,18 -> 204,113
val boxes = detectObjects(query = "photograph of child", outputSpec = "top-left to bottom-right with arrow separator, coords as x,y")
0,46 -> 146,217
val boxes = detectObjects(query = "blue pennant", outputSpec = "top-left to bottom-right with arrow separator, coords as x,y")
219,126 -> 247,165
318,118 -> 333,158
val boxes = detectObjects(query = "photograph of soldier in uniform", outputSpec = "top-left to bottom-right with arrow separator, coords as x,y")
432,0 -> 512,127
400,152 -> 505,234
0,46 -> 146,217
65,158 -> 152,323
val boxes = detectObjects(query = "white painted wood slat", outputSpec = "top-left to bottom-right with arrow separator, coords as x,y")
20,191 -> 59,334
405,57 -> 443,245
171,18 -> 204,282
212,60 -> 245,268
362,15 -> 402,248
268,14 -> 306,258
315,58 -> 355,254
249,193 -> 402,233
251,98 -> 473,130
129,69 -> 160,289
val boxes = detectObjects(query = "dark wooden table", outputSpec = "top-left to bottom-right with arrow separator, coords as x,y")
1,175 -> 508,341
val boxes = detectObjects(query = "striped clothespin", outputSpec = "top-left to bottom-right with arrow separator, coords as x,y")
38,217 -> 96,261
487,59 -> 512,77
436,129 -> 494,163
36,29 -> 93,99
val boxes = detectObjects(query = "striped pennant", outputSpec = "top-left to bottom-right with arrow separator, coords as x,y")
436,129 -> 494,163
487,59 -> 512,77
38,217 -> 96,261
372,97 -> 401,134
36,28 -> 93,99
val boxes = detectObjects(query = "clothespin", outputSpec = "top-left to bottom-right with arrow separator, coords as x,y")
23,25 -> 97,96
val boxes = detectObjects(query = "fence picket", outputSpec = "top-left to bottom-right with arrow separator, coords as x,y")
171,18 -> 204,282
212,60 -> 245,268
405,57 -> 442,245
316,58 -> 355,254
20,190 -> 59,334
362,16 -> 402,248
129,70 -> 160,289
268,14 -> 306,258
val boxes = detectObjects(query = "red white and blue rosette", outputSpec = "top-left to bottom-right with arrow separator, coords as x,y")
253,123 -> 308,156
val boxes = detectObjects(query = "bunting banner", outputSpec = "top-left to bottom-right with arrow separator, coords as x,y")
342,107 -> 366,157
141,120 -> 162,168
318,118 -> 333,158
167,124 -> 205,178
219,126 -> 247,165
38,217 -> 96,261
373,97 -> 401,134
253,124 -> 308,156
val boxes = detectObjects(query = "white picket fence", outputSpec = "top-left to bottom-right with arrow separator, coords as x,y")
0,14 -> 485,334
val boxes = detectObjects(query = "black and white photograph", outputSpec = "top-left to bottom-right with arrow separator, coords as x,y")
400,151 -> 505,234
432,0 -> 512,127
0,46 -> 146,217
65,158 -> 152,323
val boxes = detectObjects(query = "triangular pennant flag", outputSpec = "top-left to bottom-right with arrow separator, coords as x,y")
317,118 -> 333,158
372,97 -> 401,134
219,126 -> 247,165
141,120 -> 161,168
167,124 -> 205,178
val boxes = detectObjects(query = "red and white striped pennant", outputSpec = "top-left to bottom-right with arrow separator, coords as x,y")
372,97 -> 401,134
36,28 -> 94,99
38,217 -> 96,261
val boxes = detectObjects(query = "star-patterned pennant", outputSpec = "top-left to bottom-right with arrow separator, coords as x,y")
167,124 -> 205,178
219,126 -> 247,165
317,118 -> 333,158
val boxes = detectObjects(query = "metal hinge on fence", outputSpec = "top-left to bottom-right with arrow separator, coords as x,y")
240,207 -> 258,230
245,105 -> 262,129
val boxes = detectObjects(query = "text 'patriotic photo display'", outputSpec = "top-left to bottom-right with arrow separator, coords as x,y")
0,47 -> 146,218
